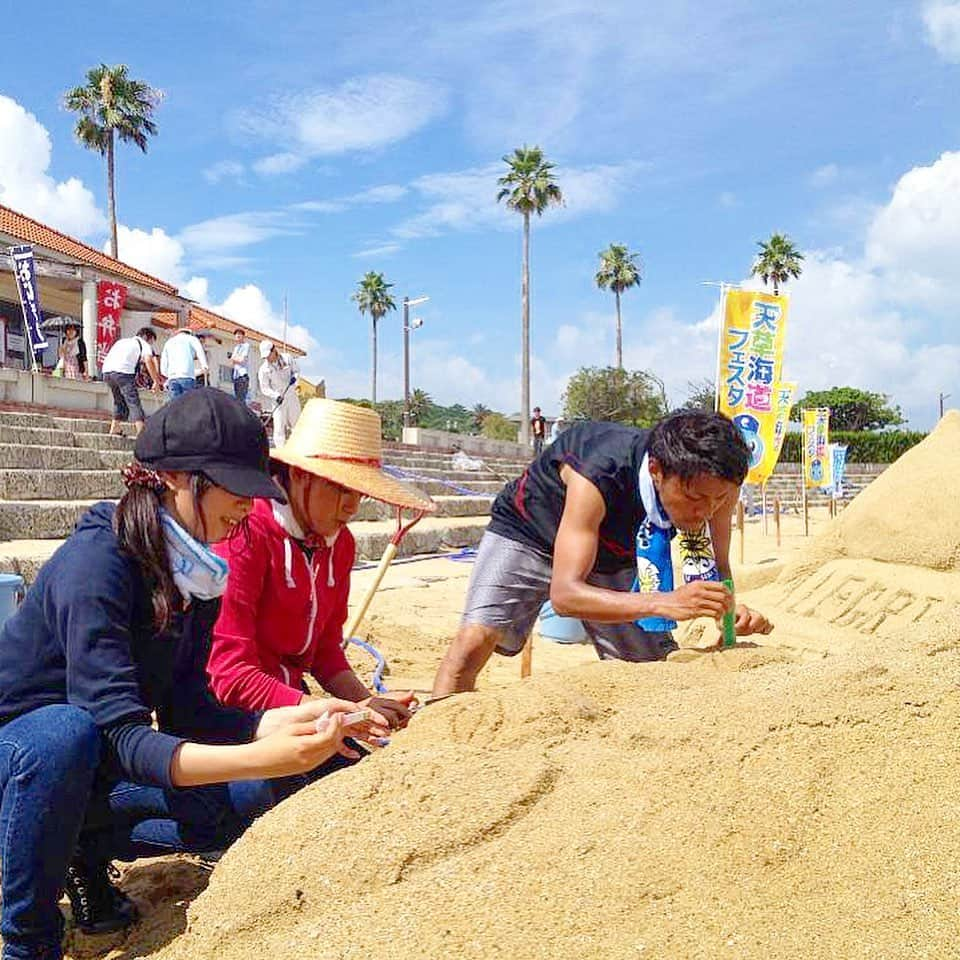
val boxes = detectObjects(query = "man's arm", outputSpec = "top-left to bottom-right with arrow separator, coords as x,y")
551,467 -> 731,624
192,337 -> 209,375
145,353 -> 162,391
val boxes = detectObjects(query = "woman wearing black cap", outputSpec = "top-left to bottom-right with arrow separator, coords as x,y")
0,388 -> 388,960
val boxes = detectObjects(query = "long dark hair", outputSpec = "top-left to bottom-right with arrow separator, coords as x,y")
114,469 -> 213,630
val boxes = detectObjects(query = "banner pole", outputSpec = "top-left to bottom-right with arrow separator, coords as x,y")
713,283 -> 727,412
761,483 -> 768,536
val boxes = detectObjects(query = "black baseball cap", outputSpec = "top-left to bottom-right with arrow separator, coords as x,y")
135,388 -> 286,502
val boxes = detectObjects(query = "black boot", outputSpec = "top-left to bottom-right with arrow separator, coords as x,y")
63,856 -> 139,935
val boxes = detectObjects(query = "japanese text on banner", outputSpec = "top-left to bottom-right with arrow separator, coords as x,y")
716,289 -> 789,483
744,379 -> 797,485
9,245 -> 48,355
802,407 -> 832,488
96,281 -> 128,369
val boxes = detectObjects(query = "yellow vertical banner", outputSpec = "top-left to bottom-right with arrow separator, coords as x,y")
716,289 -> 789,484
802,407 -> 832,488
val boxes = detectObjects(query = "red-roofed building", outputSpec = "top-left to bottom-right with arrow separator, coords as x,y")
0,202 -> 305,415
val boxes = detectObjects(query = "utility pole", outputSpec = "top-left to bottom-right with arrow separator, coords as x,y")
402,296 -> 410,428
402,295 -> 429,431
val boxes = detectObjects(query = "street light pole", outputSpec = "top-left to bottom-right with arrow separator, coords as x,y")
403,296 -> 410,429
940,392 -> 952,419
402,295 -> 429,432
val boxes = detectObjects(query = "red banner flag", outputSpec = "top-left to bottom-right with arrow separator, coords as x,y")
96,281 -> 128,369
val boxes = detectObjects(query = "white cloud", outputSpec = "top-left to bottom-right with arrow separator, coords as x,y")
865,151 -> 960,290
252,153 -> 308,176
235,75 -> 447,171
391,160 -> 641,240
809,163 -> 840,188
178,211 -> 299,254
0,95 -> 105,237
345,184 -> 409,204
112,225 -> 186,284
922,1 -> 960,61
203,160 -> 245,184
352,243 -> 401,259
211,284 -> 317,354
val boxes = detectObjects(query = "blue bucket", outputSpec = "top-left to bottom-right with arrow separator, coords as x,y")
0,574 -> 24,628
538,600 -> 587,644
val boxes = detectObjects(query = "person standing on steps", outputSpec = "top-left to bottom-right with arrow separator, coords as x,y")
101,327 -> 162,437
531,406 -> 547,457
160,328 -> 209,398
229,328 -> 251,404
258,339 -> 302,447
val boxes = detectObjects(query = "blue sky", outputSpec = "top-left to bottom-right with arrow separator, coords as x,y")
1,0 -> 959,426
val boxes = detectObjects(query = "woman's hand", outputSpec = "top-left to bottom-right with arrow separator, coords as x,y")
256,698 -> 388,740
362,691 -> 419,731
251,714 -> 357,777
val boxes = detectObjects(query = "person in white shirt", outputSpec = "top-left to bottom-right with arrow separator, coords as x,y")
160,330 -> 208,398
101,328 -> 161,436
257,339 -> 301,447
229,329 -> 251,403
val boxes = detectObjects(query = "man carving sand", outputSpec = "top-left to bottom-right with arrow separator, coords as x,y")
433,410 -> 773,695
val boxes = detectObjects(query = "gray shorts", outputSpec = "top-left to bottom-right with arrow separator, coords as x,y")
461,531 -> 677,663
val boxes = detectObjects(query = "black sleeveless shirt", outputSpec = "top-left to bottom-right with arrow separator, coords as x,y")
489,421 -> 650,573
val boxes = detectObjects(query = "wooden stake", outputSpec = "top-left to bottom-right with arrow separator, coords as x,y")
521,635 -> 533,679
737,500 -> 745,565
774,496 -> 781,547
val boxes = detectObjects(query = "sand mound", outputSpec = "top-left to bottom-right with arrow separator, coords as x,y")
156,655 -> 960,960
806,410 -> 960,571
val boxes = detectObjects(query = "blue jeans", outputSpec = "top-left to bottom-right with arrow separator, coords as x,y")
79,747 -> 360,863
0,705 -> 101,960
233,375 -> 249,403
167,378 -> 198,398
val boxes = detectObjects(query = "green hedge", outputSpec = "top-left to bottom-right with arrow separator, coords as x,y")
779,430 -> 927,464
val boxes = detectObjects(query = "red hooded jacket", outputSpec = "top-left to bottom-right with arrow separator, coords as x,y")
207,498 -> 354,710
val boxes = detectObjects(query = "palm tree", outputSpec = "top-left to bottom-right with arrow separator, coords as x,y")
471,402 -> 492,432
351,272 -> 396,402
751,233 -> 804,295
497,146 -> 563,446
64,64 -> 162,259
409,388 -> 432,426
595,243 -> 642,369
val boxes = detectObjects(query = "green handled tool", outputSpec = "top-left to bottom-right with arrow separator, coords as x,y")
721,578 -> 736,648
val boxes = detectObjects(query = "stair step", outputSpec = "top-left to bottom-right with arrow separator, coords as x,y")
0,500 -> 101,540
0,470 -> 123,501
0,516 -> 492,583
0,444 -> 128,471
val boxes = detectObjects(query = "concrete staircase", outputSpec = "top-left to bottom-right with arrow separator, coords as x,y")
0,410 -> 526,583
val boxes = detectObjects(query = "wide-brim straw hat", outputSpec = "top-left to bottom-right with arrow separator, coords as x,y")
270,398 -> 435,512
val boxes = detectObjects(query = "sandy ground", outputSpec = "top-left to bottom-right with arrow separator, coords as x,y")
55,412 -> 960,960
61,508 -> 849,960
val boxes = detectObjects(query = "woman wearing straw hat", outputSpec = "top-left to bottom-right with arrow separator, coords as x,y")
208,398 -> 435,729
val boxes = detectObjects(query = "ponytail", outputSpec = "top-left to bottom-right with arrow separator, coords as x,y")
114,464 -> 215,631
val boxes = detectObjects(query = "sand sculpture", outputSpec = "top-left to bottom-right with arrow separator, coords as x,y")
89,414 -> 960,958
